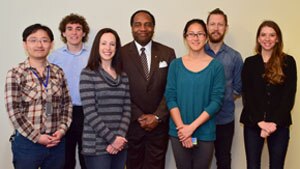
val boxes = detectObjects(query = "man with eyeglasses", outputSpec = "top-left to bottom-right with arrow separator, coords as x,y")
5,23 -> 72,169
48,13 -> 90,169
121,10 -> 176,169
205,8 -> 243,169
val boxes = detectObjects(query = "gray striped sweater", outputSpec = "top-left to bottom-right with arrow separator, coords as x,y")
80,68 -> 131,155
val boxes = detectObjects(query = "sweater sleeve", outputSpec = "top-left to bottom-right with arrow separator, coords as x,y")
80,69 -> 116,144
164,59 -> 179,110
204,62 -> 226,116
117,75 -> 131,137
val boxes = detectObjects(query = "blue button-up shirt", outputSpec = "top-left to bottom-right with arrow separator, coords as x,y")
48,45 -> 90,106
205,43 -> 243,125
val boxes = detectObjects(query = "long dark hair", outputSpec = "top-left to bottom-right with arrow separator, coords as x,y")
255,20 -> 286,84
86,28 -> 122,74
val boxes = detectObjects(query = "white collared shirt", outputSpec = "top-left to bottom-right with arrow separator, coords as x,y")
134,41 -> 152,71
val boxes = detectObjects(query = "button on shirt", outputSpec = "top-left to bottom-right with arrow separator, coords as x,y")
48,45 -> 89,106
205,43 -> 243,124
5,58 -> 72,143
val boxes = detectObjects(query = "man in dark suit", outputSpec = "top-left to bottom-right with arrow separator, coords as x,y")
121,10 -> 176,169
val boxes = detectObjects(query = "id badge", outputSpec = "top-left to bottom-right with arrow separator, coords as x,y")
192,137 -> 197,145
45,102 -> 53,116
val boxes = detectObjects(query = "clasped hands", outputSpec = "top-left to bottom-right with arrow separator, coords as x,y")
38,130 -> 63,148
258,121 -> 277,138
138,114 -> 159,131
177,124 -> 195,149
106,136 -> 128,155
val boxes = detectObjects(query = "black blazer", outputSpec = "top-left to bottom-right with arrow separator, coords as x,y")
240,54 -> 297,127
120,41 -> 176,122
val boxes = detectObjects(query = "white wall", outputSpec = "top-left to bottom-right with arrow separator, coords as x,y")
1,0 -> 299,168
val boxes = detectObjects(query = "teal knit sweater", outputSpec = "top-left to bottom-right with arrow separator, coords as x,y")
165,58 -> 225,141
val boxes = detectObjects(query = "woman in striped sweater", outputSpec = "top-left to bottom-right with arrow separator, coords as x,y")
79,28 -> 131,169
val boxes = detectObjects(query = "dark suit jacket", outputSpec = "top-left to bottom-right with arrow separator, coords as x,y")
121,41 -> 176,122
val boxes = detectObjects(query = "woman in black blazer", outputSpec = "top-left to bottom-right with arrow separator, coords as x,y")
240,20 -> 297,169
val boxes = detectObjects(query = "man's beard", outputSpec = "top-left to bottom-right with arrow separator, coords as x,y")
208,32 -> 225,43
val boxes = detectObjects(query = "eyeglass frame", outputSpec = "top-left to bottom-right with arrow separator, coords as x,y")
26,38 -> 52,44
185,32 -> 207,38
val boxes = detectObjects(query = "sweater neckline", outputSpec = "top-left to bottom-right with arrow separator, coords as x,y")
98,68 -> 121,87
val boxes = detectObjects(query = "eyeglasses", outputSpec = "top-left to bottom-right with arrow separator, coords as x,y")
27,38 -> 51,44
186,32 -> 206,38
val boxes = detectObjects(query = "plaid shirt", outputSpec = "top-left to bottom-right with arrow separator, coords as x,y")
5,58 -> 72,143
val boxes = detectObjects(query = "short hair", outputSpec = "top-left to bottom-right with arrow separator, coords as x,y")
130,10 -> 155,27
183,19 -> 207,38
22,23 -> 54,42
59,13 -> 90,43
86,28 -> 122,74
207,8 -> 228,26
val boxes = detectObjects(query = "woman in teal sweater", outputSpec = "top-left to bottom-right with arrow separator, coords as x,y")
165,19 -> 225,169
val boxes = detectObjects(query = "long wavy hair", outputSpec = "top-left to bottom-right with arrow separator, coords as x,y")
255,20 -> 286,84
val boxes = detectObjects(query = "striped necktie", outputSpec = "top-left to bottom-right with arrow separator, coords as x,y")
140,47 -> 149,80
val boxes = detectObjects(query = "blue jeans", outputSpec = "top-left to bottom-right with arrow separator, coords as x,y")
215,121 -> 234,169
243,126 -> 290,169
84,150 -> 127,169
11,131 -> 65,169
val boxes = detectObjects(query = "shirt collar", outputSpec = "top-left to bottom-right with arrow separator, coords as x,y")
24,57 -> 51,70
62,44 -> 87,56
134,41 -> 152,54
205,42 -> 228,54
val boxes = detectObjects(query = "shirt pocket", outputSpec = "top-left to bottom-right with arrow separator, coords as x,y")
22,82 -> 39,102
50,79 -> 62,97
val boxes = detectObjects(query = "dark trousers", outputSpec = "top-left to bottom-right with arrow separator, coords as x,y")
214,121 -> 234,169
243,125 -> 290,169
126,121 -> 169,169
170,137 -> 214,169
64,106 -> 86,169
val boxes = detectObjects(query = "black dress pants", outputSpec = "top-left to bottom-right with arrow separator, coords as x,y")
64,106 -> 86,169
126,121 -> 169,169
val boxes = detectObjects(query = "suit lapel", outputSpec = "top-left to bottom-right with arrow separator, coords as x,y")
149,42 -> 160,80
